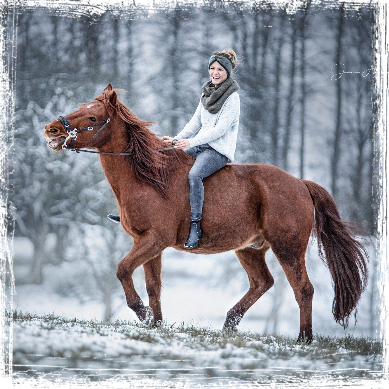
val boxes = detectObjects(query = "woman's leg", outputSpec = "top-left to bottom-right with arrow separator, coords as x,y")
187,147 -> 228,221
183,146 -> 228,249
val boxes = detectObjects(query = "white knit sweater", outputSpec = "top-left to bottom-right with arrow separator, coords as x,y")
175,92 -> 240,162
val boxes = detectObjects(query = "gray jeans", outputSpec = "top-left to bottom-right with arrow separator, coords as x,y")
184,144 -> 228,221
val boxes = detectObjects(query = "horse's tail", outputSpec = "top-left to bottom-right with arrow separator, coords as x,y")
303,180 -> 368,328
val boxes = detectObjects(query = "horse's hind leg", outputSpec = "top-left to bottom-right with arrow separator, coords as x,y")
223,246 -> 274,331
143,253 -> 163,323
271,244 -> 314,343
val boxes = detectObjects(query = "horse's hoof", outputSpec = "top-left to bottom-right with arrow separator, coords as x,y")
222,326 -> 238,336
140,306 -> 154,325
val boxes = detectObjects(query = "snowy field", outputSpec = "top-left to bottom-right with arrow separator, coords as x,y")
10,313 -> 383,388
12,247 -> 295,334
11,241 -> 379,338
7,238 -> 384,387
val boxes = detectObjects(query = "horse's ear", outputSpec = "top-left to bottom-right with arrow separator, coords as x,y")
108,90 -> 117,108
103,84 -> 113,93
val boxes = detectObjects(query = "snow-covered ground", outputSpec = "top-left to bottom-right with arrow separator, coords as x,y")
11,239 -> 379,339
12,247 -> 286,331
7,237 -> 383,387
10,314 -> 383,388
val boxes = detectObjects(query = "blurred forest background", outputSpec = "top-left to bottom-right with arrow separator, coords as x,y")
5,1 -> 380,338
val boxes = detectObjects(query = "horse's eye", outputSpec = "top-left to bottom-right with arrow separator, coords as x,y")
89,117 -> 97,122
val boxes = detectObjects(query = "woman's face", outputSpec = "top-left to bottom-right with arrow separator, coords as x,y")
209,61 -> 228,85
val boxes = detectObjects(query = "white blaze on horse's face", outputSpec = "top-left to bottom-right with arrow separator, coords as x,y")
209,61 -> 228,85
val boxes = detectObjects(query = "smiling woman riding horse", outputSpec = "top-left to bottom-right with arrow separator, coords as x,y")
44,84 -> 368,343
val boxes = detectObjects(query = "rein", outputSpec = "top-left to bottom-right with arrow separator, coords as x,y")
58,115 -> 177,155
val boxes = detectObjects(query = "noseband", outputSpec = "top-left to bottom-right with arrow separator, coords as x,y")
59,115 -> 111,150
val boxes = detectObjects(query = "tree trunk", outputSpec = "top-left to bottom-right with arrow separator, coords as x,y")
28,224 -> 49,285
352,100 -> 366,207
282,18 -> 297,172
298,1 -> 312,179
368,80 -> 377,235
103,287 -> 113,323
112,16 -> 120,80
271,12 -> 286,167
50,15 -> 58,69
18,12 -> 30,109
252,10 -> 260,76
170,9 -> 181,132
331,5 -> 345,197
126,18 -> 134,106
264,268 -> 287,334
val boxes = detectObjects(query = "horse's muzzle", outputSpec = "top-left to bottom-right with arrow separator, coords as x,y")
46,135 -> 66,149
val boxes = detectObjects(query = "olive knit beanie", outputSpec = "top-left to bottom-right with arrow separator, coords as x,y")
208,55 -> 233,76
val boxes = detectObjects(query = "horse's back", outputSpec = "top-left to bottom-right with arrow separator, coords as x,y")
226,163 -> 315,231
184,163 -> 315,253
213,163 -> 313,211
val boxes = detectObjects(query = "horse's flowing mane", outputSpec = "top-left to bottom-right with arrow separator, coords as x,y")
95,89 -> 191,198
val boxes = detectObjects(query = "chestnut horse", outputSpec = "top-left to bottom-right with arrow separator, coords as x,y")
44,85 -> 368,342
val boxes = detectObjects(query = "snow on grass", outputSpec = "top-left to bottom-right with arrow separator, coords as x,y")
9,311 -> 383,387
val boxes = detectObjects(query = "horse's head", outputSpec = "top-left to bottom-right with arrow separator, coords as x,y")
44,84 -> 118,151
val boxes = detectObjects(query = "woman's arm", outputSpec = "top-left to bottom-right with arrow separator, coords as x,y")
174,101 -> 202,140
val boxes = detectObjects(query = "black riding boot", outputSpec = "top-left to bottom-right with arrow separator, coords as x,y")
184,221 -> 202,249
107,214 -> 120,223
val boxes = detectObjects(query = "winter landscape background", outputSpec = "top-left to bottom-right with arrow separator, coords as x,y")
1,0 -> 385,387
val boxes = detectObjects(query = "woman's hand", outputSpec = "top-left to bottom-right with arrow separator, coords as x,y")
162,136 -> 190,149
174,139 -> 190,149
162,136 -> 174,145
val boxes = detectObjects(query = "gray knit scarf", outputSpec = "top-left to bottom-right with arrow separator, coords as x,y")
201,77 -> 240,114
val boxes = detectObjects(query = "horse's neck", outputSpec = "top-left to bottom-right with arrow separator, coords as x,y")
98,120 -> 134,187
97,119 -> 162,196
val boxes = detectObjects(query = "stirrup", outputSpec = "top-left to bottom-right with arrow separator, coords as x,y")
107,214 -> 120,223
184,221 -> 202,249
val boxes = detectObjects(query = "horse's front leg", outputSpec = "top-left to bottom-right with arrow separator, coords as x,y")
116,230 -> 165,323
143,253 -> 163,323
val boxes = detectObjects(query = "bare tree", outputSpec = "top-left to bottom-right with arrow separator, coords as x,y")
298,3 -> 311,179
263,263 -> 289,335
347,82 -> 373,222
270,11 -> 286,167
146,5 -> 201,135
345,0 -> 389,234
365,237 -> 389,337
82,226 -> 131,322
282,17 -> 298,172
331,4 -> 345,197
12,103 -> 79,284
124,17 -> 136,106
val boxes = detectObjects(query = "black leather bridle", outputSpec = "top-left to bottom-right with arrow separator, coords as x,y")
60,115 -> 112,151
